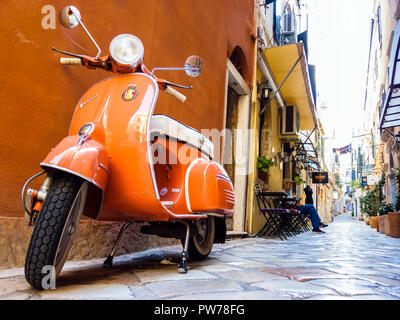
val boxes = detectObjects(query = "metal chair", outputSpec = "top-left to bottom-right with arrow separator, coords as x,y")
254,184 -> 292,240
254,184 -> 311,239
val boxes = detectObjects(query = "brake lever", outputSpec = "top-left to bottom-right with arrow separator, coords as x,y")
164,81 -> 193,89
52,47 -> 83,58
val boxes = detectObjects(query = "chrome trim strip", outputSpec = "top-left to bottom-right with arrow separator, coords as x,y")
203,213 -> 226,218
161,202 -> 208,220
217,173 -> 231,182
184,158 -> 203,213
224,196 -> 235,202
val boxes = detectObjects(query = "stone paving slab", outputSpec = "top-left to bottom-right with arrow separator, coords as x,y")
251,278 -> 337,299
217,269 -> 288,283
144,279 -> 245,299
173,290 -> 288,300
355,274 -> 400,287
259,267 -> 342,282
134,267 -> 218,284
305,278 -> 380,296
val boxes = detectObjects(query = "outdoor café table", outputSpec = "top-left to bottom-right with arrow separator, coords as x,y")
258,192 -> 310,236
260,192 -> 298,208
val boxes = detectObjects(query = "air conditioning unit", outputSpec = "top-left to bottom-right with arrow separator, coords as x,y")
282,105 -> 300,135
282,12 -> 296,36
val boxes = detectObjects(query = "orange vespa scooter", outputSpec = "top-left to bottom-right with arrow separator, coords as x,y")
22,6 -> 235,289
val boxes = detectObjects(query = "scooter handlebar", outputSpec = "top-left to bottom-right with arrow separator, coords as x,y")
60,57 -> 82,65
164,85 -> 187,102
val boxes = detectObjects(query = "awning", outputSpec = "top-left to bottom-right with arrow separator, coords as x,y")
293,130 -> 321,171
263,42 -> 317,130
380,20 -> 400,130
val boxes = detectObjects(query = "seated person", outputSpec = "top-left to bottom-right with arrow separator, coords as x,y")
281,178 -> 328,234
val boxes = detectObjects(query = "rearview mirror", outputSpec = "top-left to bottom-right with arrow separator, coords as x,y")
185,56 -> 204,77
59,6 -> 81,29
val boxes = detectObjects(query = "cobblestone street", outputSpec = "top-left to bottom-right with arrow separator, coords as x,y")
1,212 -> 400,300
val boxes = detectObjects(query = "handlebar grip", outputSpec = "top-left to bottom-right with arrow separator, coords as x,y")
164,85 -> 187,102
60,57 -> 82,65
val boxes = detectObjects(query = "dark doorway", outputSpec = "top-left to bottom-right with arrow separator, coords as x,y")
224,87 -> 240,185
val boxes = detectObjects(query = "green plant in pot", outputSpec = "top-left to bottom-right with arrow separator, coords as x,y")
293,167 -> 304,185
360,187 -> 379,217
257,156 -> 275,182
378,203 -> 394,216
396,168 -> 400,212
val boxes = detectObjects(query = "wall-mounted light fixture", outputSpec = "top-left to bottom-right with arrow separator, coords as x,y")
261,81 -> 273,102
258,81 -> 272,101
396,132 -> 400,143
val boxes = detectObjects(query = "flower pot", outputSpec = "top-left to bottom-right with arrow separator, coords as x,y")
257,170 -> 269,184
370,216 -> 378,229
378,216 -> 385,234
388,212 -> 400,238
384,215 -> 391,236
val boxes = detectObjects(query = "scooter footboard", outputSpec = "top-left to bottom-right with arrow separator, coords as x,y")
186,159 -> 235,215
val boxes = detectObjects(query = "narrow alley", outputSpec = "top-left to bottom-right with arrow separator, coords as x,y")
1,212 -> 400,300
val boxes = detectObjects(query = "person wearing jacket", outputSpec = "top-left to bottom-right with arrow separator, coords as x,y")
282,178 -> 328,233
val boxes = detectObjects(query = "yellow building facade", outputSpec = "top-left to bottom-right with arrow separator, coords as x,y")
245,1 -> 333,235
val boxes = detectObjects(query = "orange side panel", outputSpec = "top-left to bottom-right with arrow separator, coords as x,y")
187,160 -> 235,215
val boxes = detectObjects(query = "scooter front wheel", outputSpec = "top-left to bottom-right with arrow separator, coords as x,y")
185,216 -> 215,260
24,172 -> 87,290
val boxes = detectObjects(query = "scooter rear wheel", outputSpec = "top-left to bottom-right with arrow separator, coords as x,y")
24,172 -> 87,290
186,216 -> 215,260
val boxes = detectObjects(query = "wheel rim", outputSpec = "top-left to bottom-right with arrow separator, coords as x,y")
195,218 -> 211,246
53,182 -> 88,276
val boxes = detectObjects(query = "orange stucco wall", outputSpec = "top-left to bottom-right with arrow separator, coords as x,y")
0,0 -> 255,218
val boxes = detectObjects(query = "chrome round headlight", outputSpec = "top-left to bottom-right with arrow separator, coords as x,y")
78,123 -> 94,136
109,34 -> 144,67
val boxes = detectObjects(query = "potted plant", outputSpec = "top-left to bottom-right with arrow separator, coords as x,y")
396,168 -> 400,212
257,156 -> 275,183
360,187 -> 379,229
376,173 -> 387,233
388,212 -> 400,238
293,167 -> 304,185
378,203 -> 393,235
387,168 -> 400,238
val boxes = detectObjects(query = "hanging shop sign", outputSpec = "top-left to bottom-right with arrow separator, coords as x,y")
361,176 -> 368,186
311,171 -> 328,184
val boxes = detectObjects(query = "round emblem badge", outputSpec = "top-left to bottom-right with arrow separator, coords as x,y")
160,187 -> 168,196
122,85 -> 138,101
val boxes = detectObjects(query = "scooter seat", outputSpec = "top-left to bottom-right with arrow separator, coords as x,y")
150,114 -> 214,158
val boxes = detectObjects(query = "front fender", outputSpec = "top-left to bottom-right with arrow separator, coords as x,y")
40,135 -> 109,191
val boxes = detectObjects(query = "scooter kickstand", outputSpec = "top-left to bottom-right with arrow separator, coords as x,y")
103,221 -> 134,268
178,221 -> 190,274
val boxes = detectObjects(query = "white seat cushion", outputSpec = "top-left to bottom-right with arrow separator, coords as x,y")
150,114 -> 214,158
